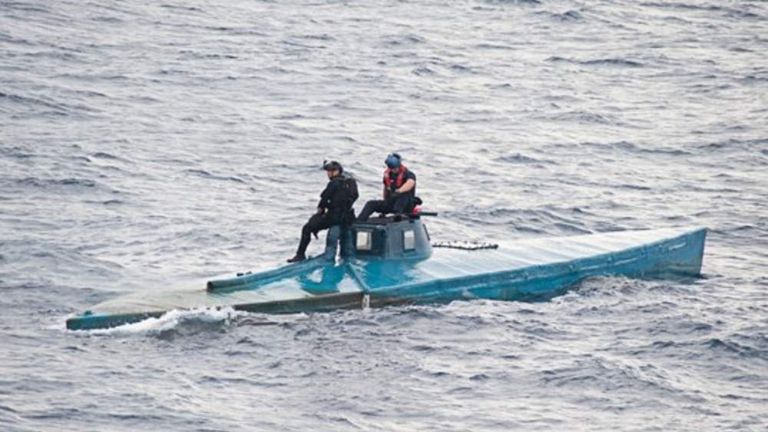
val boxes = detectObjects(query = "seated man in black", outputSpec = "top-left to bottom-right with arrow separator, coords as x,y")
357,153 -> 417,221
287,160 -> 358,263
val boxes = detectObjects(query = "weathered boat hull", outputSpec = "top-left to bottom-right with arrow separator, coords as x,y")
66,227 -> 706,331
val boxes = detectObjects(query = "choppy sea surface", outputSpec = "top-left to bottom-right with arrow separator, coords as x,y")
1,0 -> 767,430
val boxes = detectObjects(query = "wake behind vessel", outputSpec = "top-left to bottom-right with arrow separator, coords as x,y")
66,217 -> 707,331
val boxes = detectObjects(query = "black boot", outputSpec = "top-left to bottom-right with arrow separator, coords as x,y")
287,254 -> 306,263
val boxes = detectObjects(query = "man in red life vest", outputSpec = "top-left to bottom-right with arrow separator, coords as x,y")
357,153 -> 417,221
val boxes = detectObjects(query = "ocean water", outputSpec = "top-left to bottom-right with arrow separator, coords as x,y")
1,0 -> 767,430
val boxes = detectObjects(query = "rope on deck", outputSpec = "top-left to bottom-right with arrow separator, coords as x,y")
432,241 -> 499,251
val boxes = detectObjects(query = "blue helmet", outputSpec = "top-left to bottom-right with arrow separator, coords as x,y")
385,153 -> 402,169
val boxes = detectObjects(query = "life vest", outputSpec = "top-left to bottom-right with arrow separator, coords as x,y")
383,166 -> 408,190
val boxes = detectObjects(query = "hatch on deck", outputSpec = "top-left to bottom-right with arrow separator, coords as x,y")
350,216 -> 432,260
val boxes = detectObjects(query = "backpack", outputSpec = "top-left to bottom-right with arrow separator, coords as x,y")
341,173 -> 359,208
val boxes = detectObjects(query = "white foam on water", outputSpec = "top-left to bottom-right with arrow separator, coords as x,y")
65,307 -> 249,336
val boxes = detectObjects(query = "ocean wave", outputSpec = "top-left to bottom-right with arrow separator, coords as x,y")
15,177 -> 98,189
0,145 -> 34,159
482,0 -> 541,5
697,138 -> 768,151
705,336 -> 768,360
0,91 -> 97,117
90,151 -> 122,160
412,66 -> 436,76
535,10 -> 583,21
159,4 -> 204,13
546,56 -> 644,68
495,152 -> 556,165
640,2 -> 765,20
382,34 -> 426,46
1,1 -> 52,14
548,110 -> 619,125
453,206 -> 595,235
183,168 -> 247,183
580,141 -> 694,156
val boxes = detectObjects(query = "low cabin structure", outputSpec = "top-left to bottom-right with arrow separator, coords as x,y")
325,216 -> 433,261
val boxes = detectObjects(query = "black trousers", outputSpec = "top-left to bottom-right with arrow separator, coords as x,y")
296,213 -> 335,256
358,194 -> 412,221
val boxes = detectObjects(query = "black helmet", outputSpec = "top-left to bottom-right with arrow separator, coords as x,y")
322,160 -> 343,172
385,153 -> 402,169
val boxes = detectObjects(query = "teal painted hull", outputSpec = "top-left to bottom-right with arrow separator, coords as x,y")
66,227 -> 706,331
